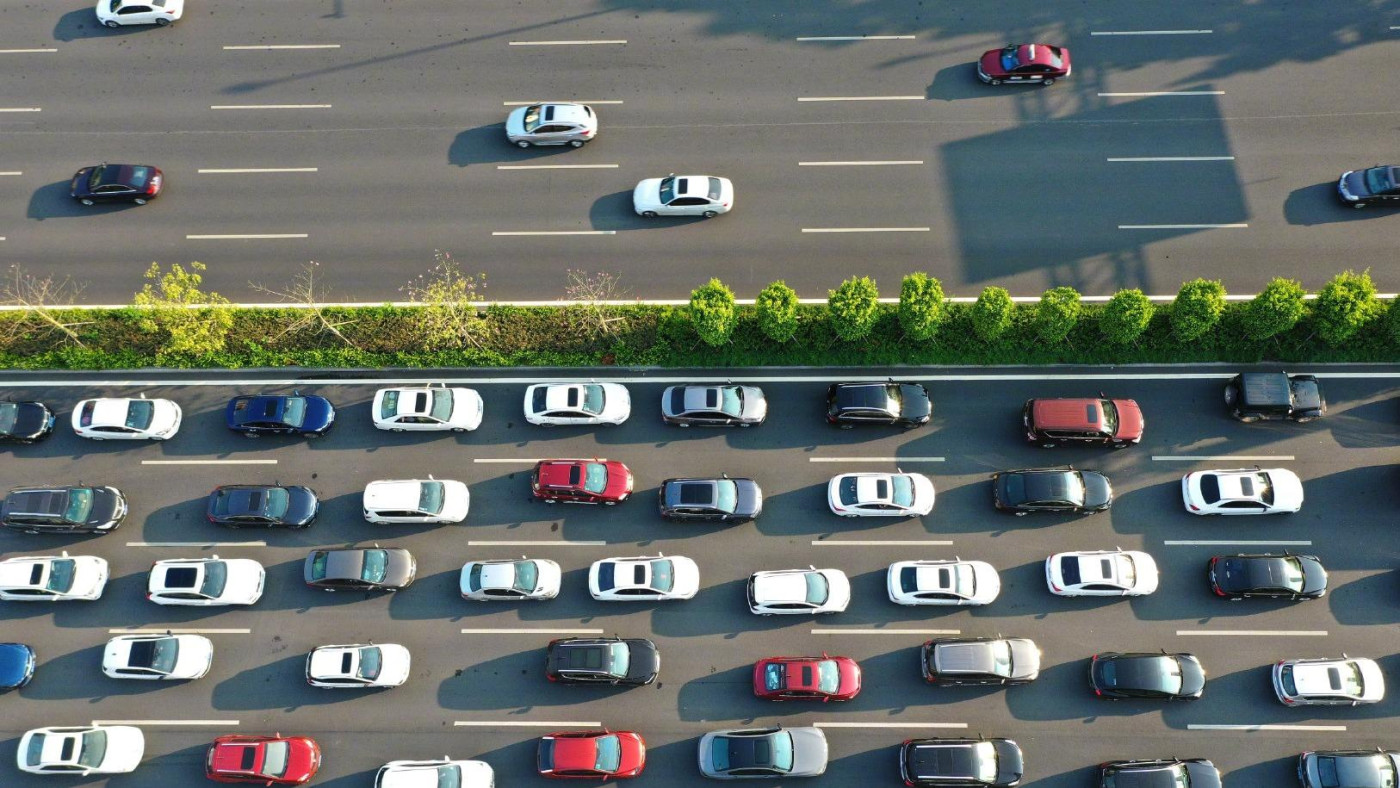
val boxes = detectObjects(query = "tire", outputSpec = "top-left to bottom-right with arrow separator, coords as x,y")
677,422 -> 690,428
1042,77 -> 1055,86
642,210 -> 657,218
1014,511 -> 1029,517
1295,416 -> 1315,424
603,501 -> 616,507
1238,414 -> 1261,424
155,17 -> 170,26
568,139 -> 584,148
990,79 -> 1003,86
1353,202 -> 1367,209
843,514 -> 859,519
515,140 -> 531,149
104,19 -> 120,28
134,198 -> 147,205
1223,386 -> 1237,405
451,428 -> 466,433
1040,441 -> 1056,448
703,210 -> 718,218
81,198 -> 95,206
391,428 -> 404,433
1112,441 -> 1128,449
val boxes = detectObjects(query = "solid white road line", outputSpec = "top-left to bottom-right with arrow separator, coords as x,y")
126,541 -> 266,548
1188,724 -> 1345,732
508,40 -> 625,46
812,540 -> 953,546
813,628 -> 960,635
1165,540 -> 1312,546
1119,224 -> 1247,230
94,719 -> 237,726
467,540 -> 607,547
474,458 -> 543,463
1177,630 -> 1328,636
1154,455 -> 1293,461
492,230 -> 615,236
799,160 -> 924,166
109,628 -> 251,634
798,95 -> 924,102
210,104 -> 332,110
455,720 -> 601,727
796,35 -> 916,41
0,48 -> 57,53
187,234 -> 308,240
198,168 -> 319,174
497,164 -> 620,170
0,107 -> 41,112
816,722 -> 967,729
223,44 -> 342,50
809,456 -> 944,462
802,227 -> 930,233
1092,30 -> 1213,35
1099,91 -> 1224,97
0,172 -> 21,176
503,100 -> 624,106
142,459 -> 277,465
1108,157 -> 1234,162
461,628 -> 605,634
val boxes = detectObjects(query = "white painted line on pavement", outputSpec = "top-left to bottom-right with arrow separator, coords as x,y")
497,164 -> 620,170
223,44 -> 342,50
455,720 -> 601,727
1092,30 -> 1213,35
1177,630 -> 1328,637
816,722 -> 967,729
800,160 -> 924,166
1188,724 -> 1345,732
199,168 -> 319,174
812,540 -> 953,546
1165,540 -> 1312,546
0,107 -> 41,112
461,628 -> 605,634
802,227 -> 930,233
1099,91 -> 1224,97
142,459 -> 277,465
503,100 -> 624,106
798,95 -> 925,102
126,541 -> 266,548
474,458 -> 542,463
94,719 -> 237,726
0,48 -> 57,53
210,104 -> 331,110
809,456 -> 944,462
509,40 -> 626,46
813,628 -> 960,635
0,172 -> 21,176
492,230 -> 615,236
796,35 -> 916,41
186,234 -> 309,240
109,628 -> 251,634
467,541 -> 607,547
1154,455 -> 1293,461
1119,224 -> 1247,230
1108,157 -> 1234,162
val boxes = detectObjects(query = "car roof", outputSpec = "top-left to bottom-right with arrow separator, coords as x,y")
1290,660 -> 1361,695
1031,398 -> 1107,430
907,740 -> 982,779
365,480 -> 424,508
753,571 -> 809,603
933,641 -> 998,674
89,398 -> 134,426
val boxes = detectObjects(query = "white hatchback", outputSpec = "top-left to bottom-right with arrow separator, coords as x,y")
72,396 -> 181,440
505,102 -> 598,148
589,555 -> 700,601
748,567 -> 850,615
102,633 -> 213,680
363,478 -> 469,523
828,472 -> 935,517
0,552 -> 108,601
372,386 -> 483,432
459,557 -> 561,601
96,0 -> 183,28
524,382 -> 631,426
887,559 -> 1000,606
377,758 -> 495,788
1182,468 -> 1304,515
147,556 -> 265,606
18,725 -> 144,775
1273,656 -> 1385,706
306,643 -> 411,688
633,174 -> 734,217
1045,550 -> 1158,597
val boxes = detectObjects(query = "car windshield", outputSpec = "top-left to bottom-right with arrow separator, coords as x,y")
974,741 -> 998,783
890,475 -> 914,507
1102,657 -> 1182,693
513,561 -> 538,593
200,561 -> 228,598
429,389 -> 455,421
278,397 -> 307,427
658,176 -> 676,205
608,641 -> 631,677
714,480 -> 738,513
62,488 -> 95,523
260,741 -> 290,777
1254,472 -> 1275,505
436,764 -> 462,788
580,385 -> 605,416
308,552 -> 327,580
771,732 -> 795,772
718,386 -> 743,417
1278,665 -> 1297,695
149,637 -> 180,673
1336,662 -> 1364,696
707,177 -> 723,200
77,730 -> 108,769
1101,400 -> 1119,433
125,400 -> 155,429
990,639 -> 1014,676
24,733 -> 43,766
582,463 -> 609,494
379,390 -> 399,419
594,734 -> 622,773
1279,557 -> 1306,591
419,481 -> 445,514
1000,47 -> 1022,71
1365,166 -> 1395,194
0,402 -> 17,432
649,560 -> 675,592
361,550 -> 389,583
951,563 -> 975,596
1114,555 -> 1136,586
126,165 -> 153,187
521,104 -> 543,132
804,572 -> 829,605
46,559 -> 76,592
263,487 -> 290,518
815,660 -> 841,693
357,646 -> 382,679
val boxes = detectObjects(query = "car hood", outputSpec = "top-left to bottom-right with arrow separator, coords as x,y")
449,389 -> 483,429
0,643 -> 34,688
898,385 -> 931,422
284,486 -> 319,525
68,556 -> 109,597
173,636 -> 215,677
1008,639 -> 1041,681
1180,656 -> 1207,697
1184,762 -> 1222,788
376,644 -> 413,685
734,479 -> 763,518
505,106 -> 528,137
1291,377 -> 1325,413
978,49 -> 1006,75
993,739 -> 1024,786
633,178 -> 664,209
383,550 -> 418,588
89,487 -> 127,526
1269,471 -> 1305,510
823,570 -> 852,611
1300,557 -> 1329,596
625,640 -> 661,683
301,396 -> 336,432
1342,169 -> 1372,199
1080,471 -> 1113,509
8,403 -> 50,439
603,462 -> 634,500
786,728 -> 829,777
1111,399 -> 1145,440
740,387 -> 768,422
99,726 -> 146,772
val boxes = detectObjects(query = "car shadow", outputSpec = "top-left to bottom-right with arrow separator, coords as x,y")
448,123 -> 595,167
1283,182 -> 1380,226
211,652 -> 392,711
1328,569 -> 1400,625
650,577 -> 812,638
103,744 -> 209,787
925,62 -> 1001,101
26,180 -> 129,220
436,648 -> 650,711
588,190 -> 707,232
52,8 -> 159,41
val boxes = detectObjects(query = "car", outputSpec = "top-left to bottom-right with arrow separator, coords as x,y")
1089,652 -> 1205,700
1338,164 -> 1400,208
525,382 -> 631,426
589,554 -> 699,601
888,559 -> 1000,606
376,759 -> 493,788
71,395 -> 181,440
1224,372 -> 1325,423
537,729 -> 646,779
633,174 -> 733,217
1022,396 -> 1143,448
900,737 -> 1023,787
828,472 -> 935,517
698,725 -> 828,779
1097,759 -> 1220,788
1,485 -> 127,534
0,552 -> 108,601
102,633 -> 213,680
659,476 -> 763,523
95,0 -> 183,27
920,637 -> 1041,686
531,458 -> 633,505
753,654 -> 861,701
661,384 -> 767,427
1209,553 -> 1328,600
147,556 -> 265,606
546,637 -> 660,686
17,725 -> 144,775
460,557 -> 561,601
306,643 -> 411,688
70,162 -> 164,203
225,393 -> 335,437
304,546 -> 416,592
976,43 -> 1071,86
1183,467 -> 1304,515
1273,656 -> 1385,706
747,567 -> 850,616
371,385 -> 483,432
992,467 -> 1112,515
826,381 -> 930,428
207,484 -> 318,529
362,477 -> 469,523
0,400 -> 55,443
1298,749 -> 1400,788
0,642 -> 37,690
1045,550 -> 1158,597
206,734 -> 322,785
506,102 -> 598,148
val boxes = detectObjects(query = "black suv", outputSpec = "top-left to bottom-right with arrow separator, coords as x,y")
826,382 -> 930,428
921,637 -> 1041,686
1,485 -> 127,534
900,737 -> 1024,787
0,400 -> 56,443
1224,372 -> 1325,423
545,637 -> 659,686
658,476 -> 763,523
1099,759 -> 1220,788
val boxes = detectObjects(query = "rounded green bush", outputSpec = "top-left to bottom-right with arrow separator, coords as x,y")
756,280 -> 800,343
971,286 -> 1014,342
1243,277 -> 1307,341
1099,289 -> 1155,345
689,278 -> 736,347
898,272 -> 946,342
828,276 -> 880,342
1170,278 -> 1226,342
1314,269 -> 1379,347
1036,286 -> 1081,344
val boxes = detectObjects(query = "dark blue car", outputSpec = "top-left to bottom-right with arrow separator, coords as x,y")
206,485 -> 319,528
0,400 -> 55,443
0,643 -> 36,690
225,393 -> 335,437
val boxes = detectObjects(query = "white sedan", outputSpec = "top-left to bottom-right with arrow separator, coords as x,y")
306,643 -> 411,688
633,174 -> 734,217
0,552 -> 108,601
376,758 -> 495,788
147,556 -> 265,606
72,396 -> 181,440
102,633 -> 213,680
96,0 -> 183,28
372,386 -> 483,432
748,567 -> 850,615
524,382 -> 631,426
1182,468 -> 1304,515
828,472 -> 935,517
460,557 -> 561,601
1045,550 -> 1159,597
589,555 -> 700,601
887,559 -> 1001,606
363,478 -> 470,523
18,725 -> 144,775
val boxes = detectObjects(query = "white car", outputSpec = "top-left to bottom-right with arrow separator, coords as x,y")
633,174 -> 734,217
18,725 -> 144,775
363,478 -> 470,524
72,396 -> 181,440
147,556 -> 265,606
0,552 -> 108,601
1273,656 -> 1385,706
887,559 -> 1000,606
1045,550 -> 1159,597
372,386 -> 483,432
504,102 -> 598,148
589,555 -> 700,601
96,0 -> 183,28
524,382 -> 631,426
748,567 -> 850,615
1182,468 -> 1304,515
102,633 -> 213,680
828,472 -> 935,517
306,643 -> 411,688
459,557 -> 561,601
376,758 -> 495,788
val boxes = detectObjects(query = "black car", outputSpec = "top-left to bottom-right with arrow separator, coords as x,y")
1299,749 -> 1400,788
658,476 -> 763,523
0,485 -> 127,534
225,393 -> 336,437
1098,759 -> 1220,788
900,737 -> 1023,787
0,642 -> 36,690
826,381 -> 930,428
1208,553 -> 1328,600
206,485 -> 318,529
1089,652 -> 1205,700
0,401 -> 55,443
661,384 -> 767,426
1224,372 -> 1325,423
545,637 -> 659,686
991,467 -> 1112,515
1337,164 -> 1400,208
70,162 -> 163,205
921,637 -> 1041,686
304,547 -> 416,592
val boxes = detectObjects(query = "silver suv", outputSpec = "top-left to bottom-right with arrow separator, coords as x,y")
505,103 -> 597,148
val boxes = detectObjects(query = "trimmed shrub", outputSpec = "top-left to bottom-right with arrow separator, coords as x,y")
971,286 -> 1014,342
1170,278 -> 1226,342
131,262 -> 234,360
689,278 -> 737,347
755,280 -> 800,343
1036,286 -> 1081,344
828,276 -> 880,341
1099,289 -> 1155,345
898,272 -> 946,342
1314,269 -> 1379,347
1383,300 -> 1400,346
1242,277 -> 1307,341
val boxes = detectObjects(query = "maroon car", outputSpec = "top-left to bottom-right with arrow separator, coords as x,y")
531,459 -> 633,505
753,654 -> 862,701
977,43 -> 1071,86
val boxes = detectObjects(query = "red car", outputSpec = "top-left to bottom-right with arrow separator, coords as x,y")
532,459 -> 633,505
537,729 -> 646,779
977,43 -> 1071,86
753,654 -> 862,701
206,734 -> 321,785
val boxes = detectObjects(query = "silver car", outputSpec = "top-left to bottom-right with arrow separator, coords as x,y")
697,725 -> 827,779
505,103 -> 598,148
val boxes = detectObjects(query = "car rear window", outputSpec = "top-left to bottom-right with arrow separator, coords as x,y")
707,177 -> 723,200
1199,474 -> 1221,504
1059,556 -> 1082,585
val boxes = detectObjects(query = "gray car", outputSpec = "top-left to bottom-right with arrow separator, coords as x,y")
505,103 -> 598,148
662,385 -> 767,427
304,546 -> 416,592
697,726 -> 827,779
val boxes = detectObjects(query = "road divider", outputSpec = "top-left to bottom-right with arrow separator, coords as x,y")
142,459 -> 277,465
1188,724 -> 1345,732
0,48 -> 57,53
813,628 -> 959,635
1176,630 -> 1327,637
466,540 -> 606,547
187,234 -> 309,240
126,541 -> 266,548
1164,540 -> 1312,546
0,107 -> 41,112
809,456 -> 943,462
1153,455 -> 1293,461
461,628 -> 605,635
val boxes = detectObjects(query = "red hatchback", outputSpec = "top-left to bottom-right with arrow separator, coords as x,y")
206,734 -> 321,785
977,43 -> 1071,85
532,459 -> 633,505
537,729 -> 646,779
753,654 -> 862,701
